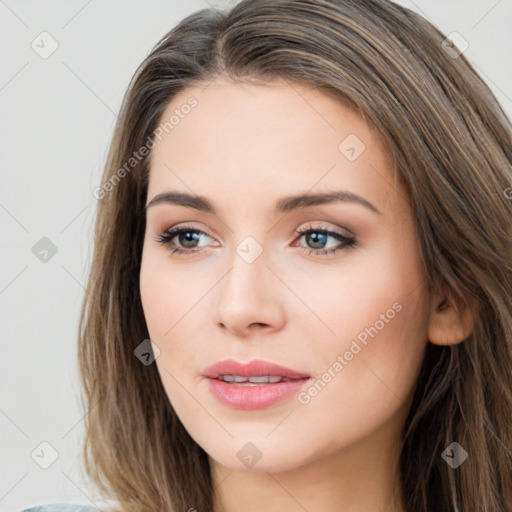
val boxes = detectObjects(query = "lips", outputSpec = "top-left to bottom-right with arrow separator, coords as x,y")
202,359 -> 312,410
201,358 -> 311,380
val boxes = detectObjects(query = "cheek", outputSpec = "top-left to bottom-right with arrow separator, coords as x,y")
303,235 -> 429,415
139,249 -> 195,410
140,242 -> 189,333
139,243 -> 208,366
139,244 -> 186,354
294,236 -> 425,347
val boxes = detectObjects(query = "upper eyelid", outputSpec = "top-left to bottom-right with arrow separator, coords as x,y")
159,223 -> 354,246
161,222 -> 351,237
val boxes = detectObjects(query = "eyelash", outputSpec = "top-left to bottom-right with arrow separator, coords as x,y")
155,223 -> 356,257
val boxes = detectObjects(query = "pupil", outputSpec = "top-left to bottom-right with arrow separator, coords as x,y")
180,232 -> 199,248
308,232 -> 326,249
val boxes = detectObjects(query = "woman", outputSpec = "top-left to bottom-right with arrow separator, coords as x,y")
21,0 -> 512,511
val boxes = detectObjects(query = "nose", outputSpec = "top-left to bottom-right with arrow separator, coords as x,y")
214,248 -> 286,338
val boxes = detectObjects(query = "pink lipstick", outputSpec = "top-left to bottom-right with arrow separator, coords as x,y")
202,358 -> 311,410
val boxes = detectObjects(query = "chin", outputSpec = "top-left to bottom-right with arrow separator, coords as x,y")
202,435 -> 315,473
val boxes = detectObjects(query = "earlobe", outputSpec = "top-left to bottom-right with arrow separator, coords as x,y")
427,292 -> 479,346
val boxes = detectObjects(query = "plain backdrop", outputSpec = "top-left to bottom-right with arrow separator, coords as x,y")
1,0 -> 511,510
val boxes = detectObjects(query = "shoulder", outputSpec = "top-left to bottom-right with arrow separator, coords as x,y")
19,504 -> 100,512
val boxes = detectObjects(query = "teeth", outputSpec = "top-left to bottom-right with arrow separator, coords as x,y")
220,375 -> 237,382
218,375 -> 287,383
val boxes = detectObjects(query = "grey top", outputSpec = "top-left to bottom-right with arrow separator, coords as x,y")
19,505 -> 101,512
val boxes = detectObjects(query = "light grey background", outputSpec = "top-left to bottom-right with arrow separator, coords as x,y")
1,1 -> 511,510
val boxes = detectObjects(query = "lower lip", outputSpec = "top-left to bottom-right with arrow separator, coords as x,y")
205,377 -> 311,410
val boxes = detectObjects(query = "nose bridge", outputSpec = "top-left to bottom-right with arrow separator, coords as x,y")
222,214 -> 269,286
214,233 -> 284,333
221,237 -> 268,306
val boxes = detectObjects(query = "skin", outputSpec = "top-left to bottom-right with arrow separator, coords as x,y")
139,77 -> 476,512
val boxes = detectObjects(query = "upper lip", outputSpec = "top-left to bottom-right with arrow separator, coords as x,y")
202,358 -> 310,380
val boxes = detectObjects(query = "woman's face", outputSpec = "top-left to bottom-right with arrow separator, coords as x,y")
139,78 -> 430,473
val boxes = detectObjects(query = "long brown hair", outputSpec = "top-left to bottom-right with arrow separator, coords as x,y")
78,1 -> 512,510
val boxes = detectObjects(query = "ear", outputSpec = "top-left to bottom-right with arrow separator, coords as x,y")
427,290 -> 479,346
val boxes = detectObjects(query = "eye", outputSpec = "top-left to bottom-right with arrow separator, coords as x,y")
154,223 -> 356,257
292,223 -> 356,256
154,223 -> 216,256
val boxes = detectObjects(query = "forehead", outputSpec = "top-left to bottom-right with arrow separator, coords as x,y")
146,79 -> 403,216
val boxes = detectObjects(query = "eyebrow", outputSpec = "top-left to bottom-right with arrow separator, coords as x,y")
144,190 -> 381,215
